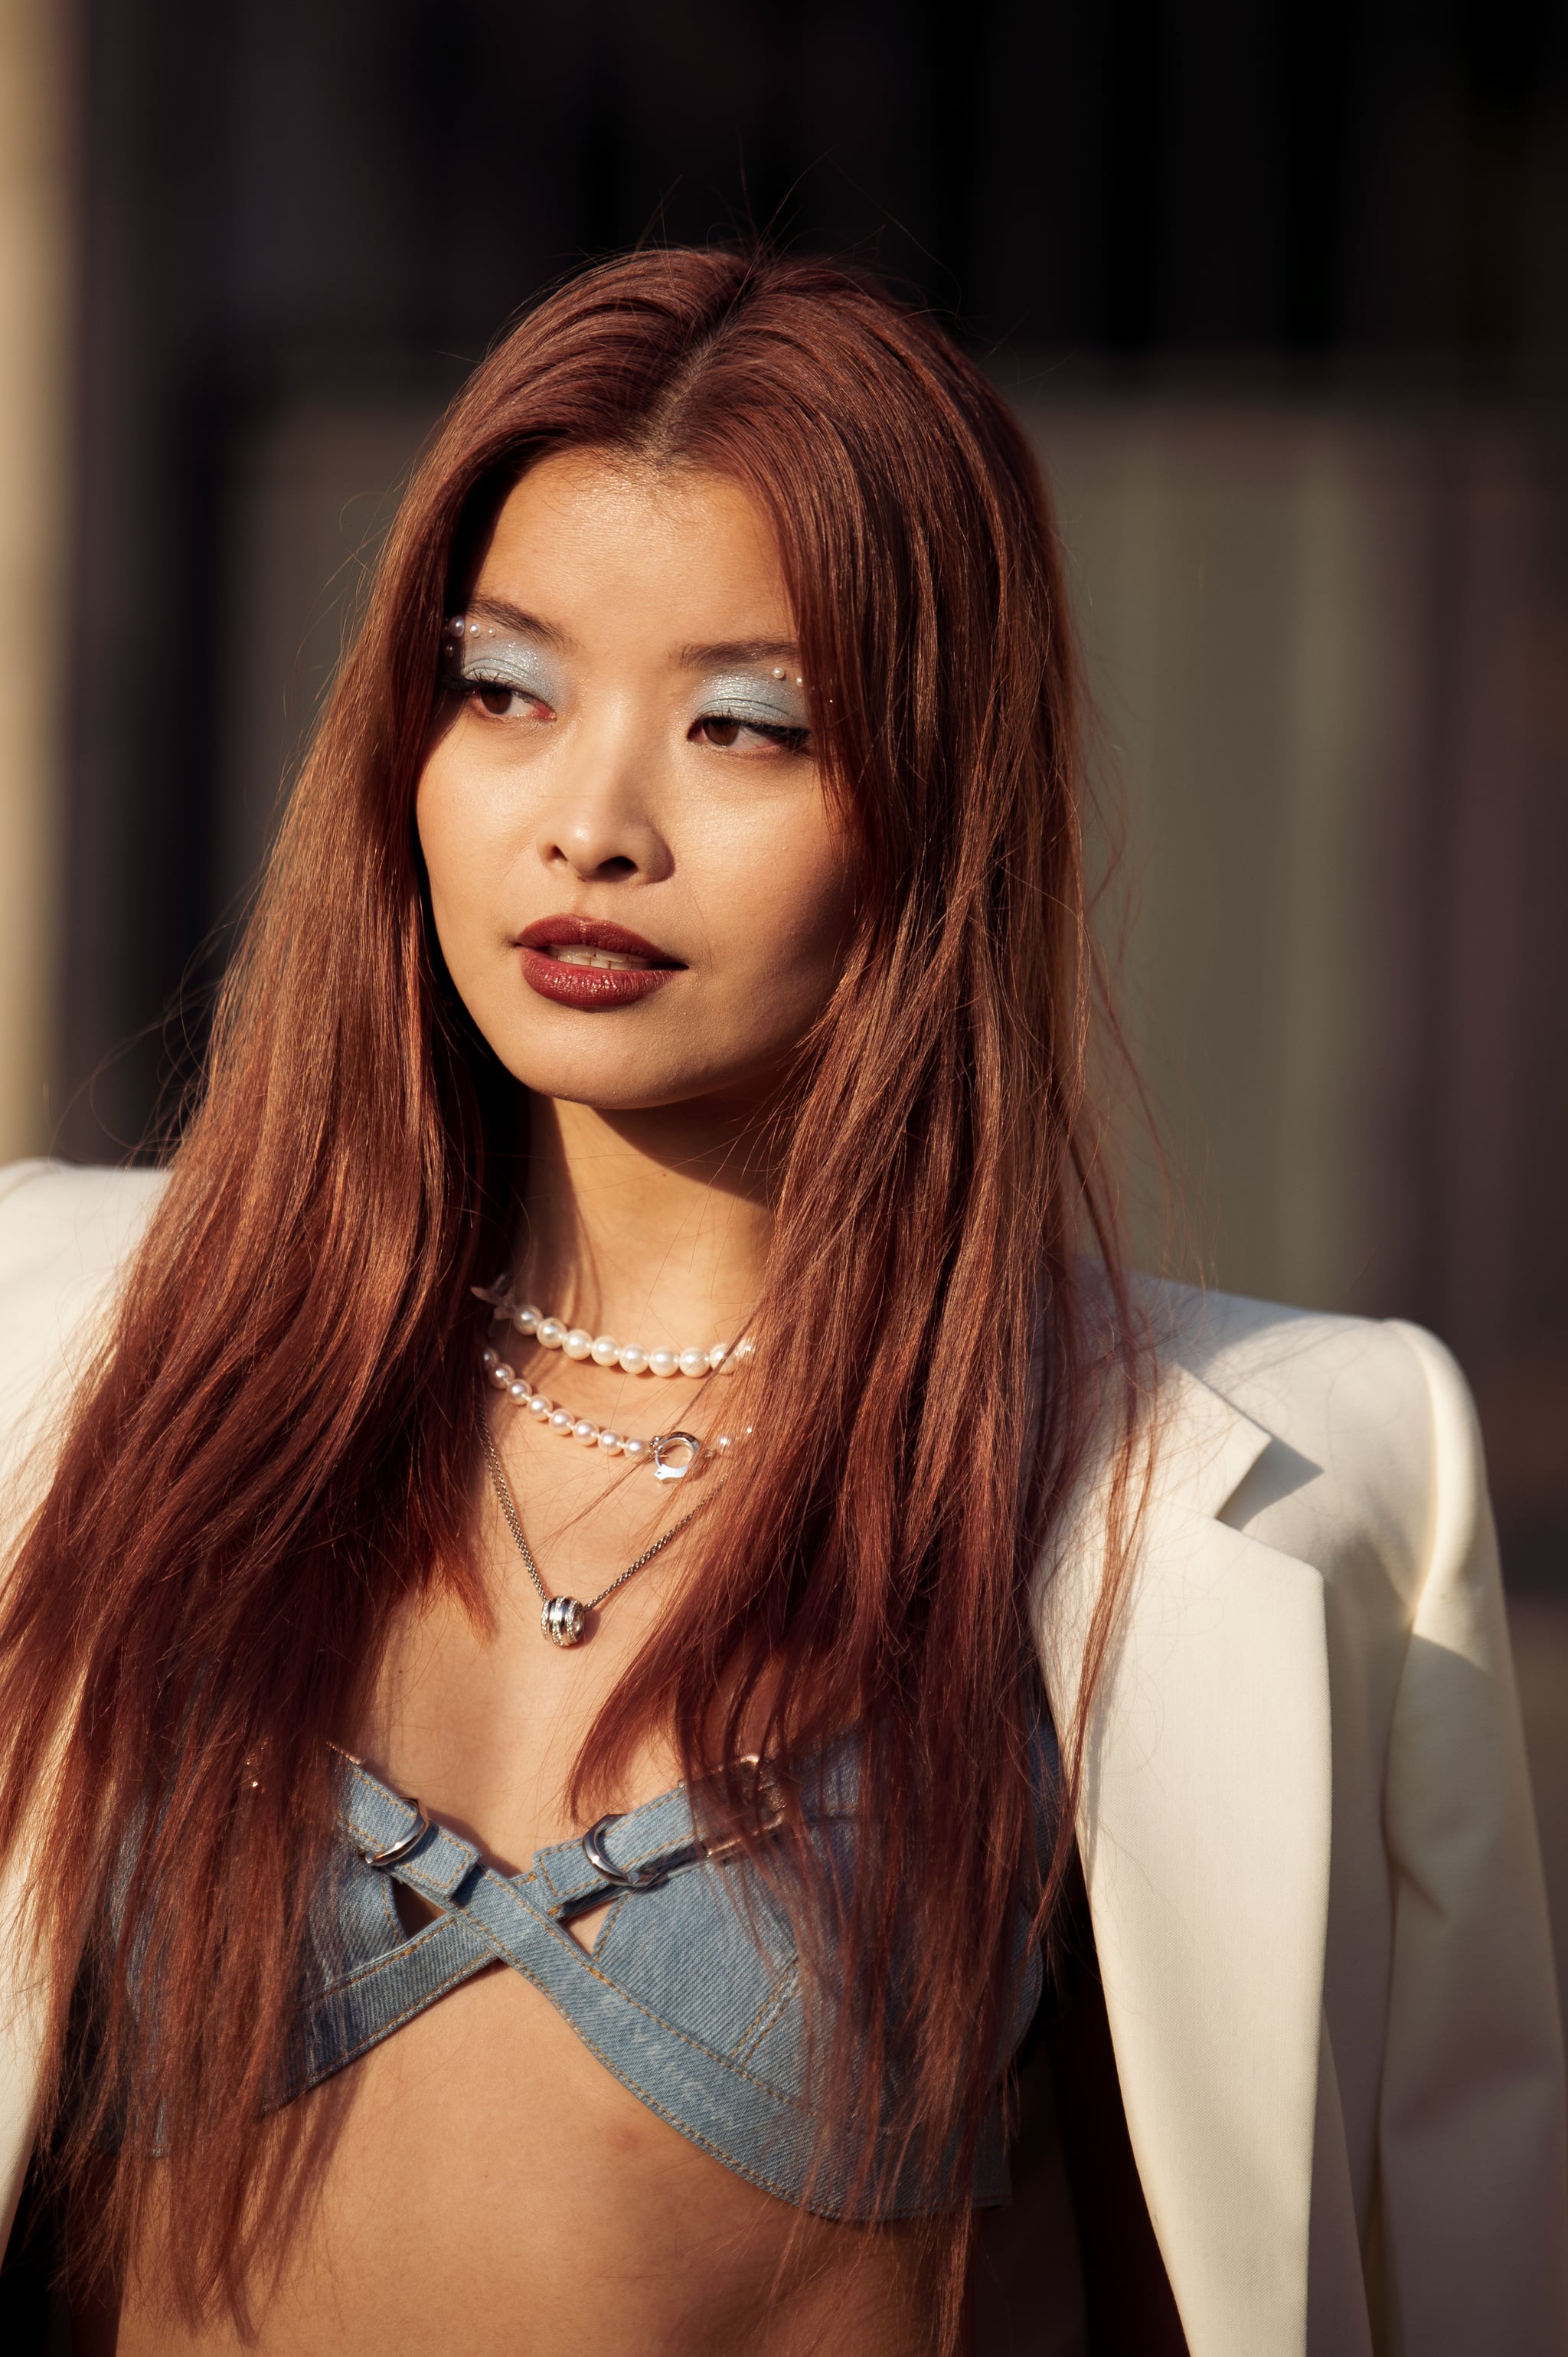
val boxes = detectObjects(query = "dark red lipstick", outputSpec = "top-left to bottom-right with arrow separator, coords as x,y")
517,915 -> 684,1010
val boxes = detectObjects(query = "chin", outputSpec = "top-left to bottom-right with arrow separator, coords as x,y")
475,986 -> 816,1114
498,1038 -> 779,1114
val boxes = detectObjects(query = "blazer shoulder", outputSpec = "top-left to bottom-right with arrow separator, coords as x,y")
0,1160 -> 168,1456
1138,1273 -> 1459,1592
1143,1272 -> 1444,1427
0,1158 -> 167,1294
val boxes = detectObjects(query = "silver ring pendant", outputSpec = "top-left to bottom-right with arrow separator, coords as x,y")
359,1802 -> 430,1870
542,1594 -> 587,1647
582,1813 -> 671,1891
649,1431 -> 701,1483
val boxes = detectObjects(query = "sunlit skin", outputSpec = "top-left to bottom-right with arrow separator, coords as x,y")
104,456 -> 951,2354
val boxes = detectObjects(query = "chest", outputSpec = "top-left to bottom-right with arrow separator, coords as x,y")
356,1426 -> 708,1873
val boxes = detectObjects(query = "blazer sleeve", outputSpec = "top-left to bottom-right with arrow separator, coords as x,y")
0,1159 -> 165,2254
1377,1319 -> 1568,2355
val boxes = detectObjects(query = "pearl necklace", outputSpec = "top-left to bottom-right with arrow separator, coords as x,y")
471,1277 -> 753,1380
481,1344 -> 753,1482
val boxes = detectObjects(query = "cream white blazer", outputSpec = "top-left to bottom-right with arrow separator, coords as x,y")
0,1158 -> 1564,2355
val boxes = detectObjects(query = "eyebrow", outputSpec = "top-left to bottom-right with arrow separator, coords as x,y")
462,596 -> 573,650
462,600 -> 800,677
678,639 -> 800,670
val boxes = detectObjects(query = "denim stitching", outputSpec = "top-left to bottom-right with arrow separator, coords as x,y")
343,1800 -> 475,1873
313,1907 -> 466,2000
579,1889 -> 627,1956
319,1747 -> 1031,2218
300,1910 -> 985,2222
476,1874 -> 822,2115
497,1999 -> 812,2208
327,1862 -> 1014,2154
729,1958 -> 800,2067
384,1848 -> 478,1904
300,1953 -> 495,2087
473,1990 -> 939,2221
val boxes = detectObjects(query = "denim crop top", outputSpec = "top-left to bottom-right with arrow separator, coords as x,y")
286,1725 -> 1058,2220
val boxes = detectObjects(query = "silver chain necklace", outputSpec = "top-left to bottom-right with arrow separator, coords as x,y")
479,1420 -> 710,1648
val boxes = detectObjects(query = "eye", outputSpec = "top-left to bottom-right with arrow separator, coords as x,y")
439,619 -> 559,723
441,672 -> 554,723
693,715 -> 811,755
472,682 -> 548,720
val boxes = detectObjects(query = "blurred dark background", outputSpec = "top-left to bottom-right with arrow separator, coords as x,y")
57,0 -> 1568,1141
0,0 -> 1563,1766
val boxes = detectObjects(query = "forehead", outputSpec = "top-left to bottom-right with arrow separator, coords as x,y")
473,450 -> 792,639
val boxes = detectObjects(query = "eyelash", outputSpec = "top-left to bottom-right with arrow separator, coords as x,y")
443,670 -> 551,710
694,712 -> 812,754
443,671 -> 809,754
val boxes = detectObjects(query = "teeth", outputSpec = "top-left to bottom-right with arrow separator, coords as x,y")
551,945 -> 652,972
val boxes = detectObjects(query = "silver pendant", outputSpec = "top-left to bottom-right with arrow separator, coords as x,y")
649,1431 -> 701,1483
541,1595 -> 587,1647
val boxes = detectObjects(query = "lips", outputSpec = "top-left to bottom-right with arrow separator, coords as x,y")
516,915 -> 684,1011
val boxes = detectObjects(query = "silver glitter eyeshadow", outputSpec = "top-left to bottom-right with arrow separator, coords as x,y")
444,617 -> 560,704
697,670 -> 809,729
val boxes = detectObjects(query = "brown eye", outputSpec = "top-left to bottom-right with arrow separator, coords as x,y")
476,685 -> 515,717
698,718 -> 743,748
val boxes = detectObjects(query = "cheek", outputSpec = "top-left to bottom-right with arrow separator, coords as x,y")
416,751 -> 458,909
704,793 -> 857,986
416,750 -> 505,948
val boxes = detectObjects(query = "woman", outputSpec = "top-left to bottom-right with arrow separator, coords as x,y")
0,250 -> 1562,2357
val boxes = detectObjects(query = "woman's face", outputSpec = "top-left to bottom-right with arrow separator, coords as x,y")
416,449 -> 854,1113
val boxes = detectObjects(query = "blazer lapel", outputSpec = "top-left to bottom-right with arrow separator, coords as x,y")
1034,1359 -> 1333,2357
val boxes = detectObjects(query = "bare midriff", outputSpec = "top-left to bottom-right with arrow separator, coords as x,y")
98,1512 -> 955,2357
106,1963 -> 945,2356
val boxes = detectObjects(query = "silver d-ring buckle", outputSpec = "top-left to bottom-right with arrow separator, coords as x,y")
582,1813 -> 671,1892
649,1431 -> 701,1483
359,1801 -> 430,1870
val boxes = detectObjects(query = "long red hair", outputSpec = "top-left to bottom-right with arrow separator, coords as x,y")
0,250 -> 1143,2338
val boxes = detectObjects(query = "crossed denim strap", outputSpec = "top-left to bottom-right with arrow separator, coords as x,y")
292,1747 -> 1023,2216
301,1756 -> 858,2205
296,1765 -> 727,2097
335,1755 -> 716,1914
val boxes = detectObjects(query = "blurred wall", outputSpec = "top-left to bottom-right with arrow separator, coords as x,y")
44,0 -> 1568,1152
1034,394 -> 1568,1587
0,0 -> 68,1164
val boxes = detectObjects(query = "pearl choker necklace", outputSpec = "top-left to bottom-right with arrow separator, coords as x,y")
471,1277 -> 752,1380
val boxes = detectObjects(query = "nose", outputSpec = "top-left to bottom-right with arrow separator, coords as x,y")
533,717 -> 673,885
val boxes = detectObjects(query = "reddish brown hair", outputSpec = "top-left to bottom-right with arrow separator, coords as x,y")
0,250 -> 1142,2339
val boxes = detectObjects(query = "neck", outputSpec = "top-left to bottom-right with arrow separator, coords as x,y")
514,1094 -> 777,1349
